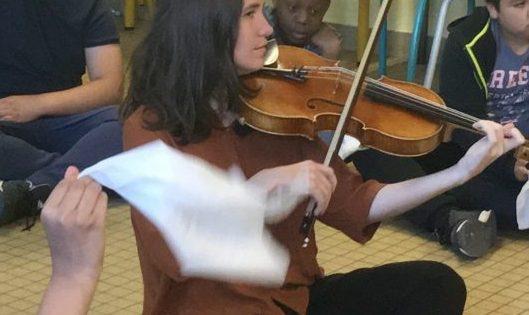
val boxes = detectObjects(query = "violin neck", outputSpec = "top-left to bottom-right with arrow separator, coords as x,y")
364,81 -> 479,132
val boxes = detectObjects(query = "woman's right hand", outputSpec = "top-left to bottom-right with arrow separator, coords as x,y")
248,160 -> 337,221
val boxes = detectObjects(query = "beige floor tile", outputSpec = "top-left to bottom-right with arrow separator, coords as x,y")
2,207 -> 528,314
0,306 -> 21,315
468,288 -> 495,301
91,303 -> 124,314
511,282 -> 529,293
495,304 -> 525,315
465,278 -> 486,290
465,305 -> 496,315
510,299 -> 529,311
487,293 -> 514,306
500,288 -> 526,299
8,298 -> 34,311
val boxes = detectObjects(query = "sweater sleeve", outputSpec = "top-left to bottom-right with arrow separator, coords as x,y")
123,109 -> 184,281
301,140 -> 385,244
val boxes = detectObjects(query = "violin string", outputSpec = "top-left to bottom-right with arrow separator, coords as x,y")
367,83 -> 478,126
363,85 -> 472,127
372,86 -> 477,126
306,67 -> 479,123
367,81 -> 479,124
364,82 -> 477,127
327,67 -> 481,124
364,84 -> 476,129
301,71 -> 478,128
300,67 -> 480,125
287,70 -> 476,128
300,71 -> 477,128
301,66 -> 479,123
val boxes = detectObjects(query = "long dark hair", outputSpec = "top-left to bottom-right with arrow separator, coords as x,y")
121,0 -> 243,143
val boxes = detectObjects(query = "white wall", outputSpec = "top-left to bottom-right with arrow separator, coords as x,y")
324,0 -> 487,36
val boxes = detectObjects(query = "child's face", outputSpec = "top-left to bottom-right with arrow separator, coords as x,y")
234,0 -> 274,74
487,0 -> 529,44
274,0 -> 331,46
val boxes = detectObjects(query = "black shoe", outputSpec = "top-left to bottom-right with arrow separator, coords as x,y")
0,180 -> 51,230
447,209 -> 497,259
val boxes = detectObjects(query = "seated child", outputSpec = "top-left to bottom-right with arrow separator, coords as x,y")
419,0 -> 529,233
265,0 -> 342,59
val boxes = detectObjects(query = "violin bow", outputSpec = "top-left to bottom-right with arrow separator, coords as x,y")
300,0 -> 393,247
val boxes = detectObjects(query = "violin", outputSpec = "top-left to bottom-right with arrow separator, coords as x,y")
241,45 -> 529,248
241,45 -> 484,157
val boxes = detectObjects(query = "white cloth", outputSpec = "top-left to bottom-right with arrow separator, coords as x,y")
516,179 -> 529,230
338,135 -> 362,159
80,140 -> 290,286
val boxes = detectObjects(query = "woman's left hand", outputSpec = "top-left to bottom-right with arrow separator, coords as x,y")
456,121 -> 525,181
41,166 -> 108,281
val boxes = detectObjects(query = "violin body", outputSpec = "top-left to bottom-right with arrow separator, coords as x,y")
241,45 -> 447,157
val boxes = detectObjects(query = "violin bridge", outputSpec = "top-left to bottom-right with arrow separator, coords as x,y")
332,70 -> 341,95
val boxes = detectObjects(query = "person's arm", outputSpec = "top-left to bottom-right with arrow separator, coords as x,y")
310,23 -> 342,60
38,166 -> 107,315
367,121 -> 524,224
0,43 -> 123,123
38,44 -> 123,116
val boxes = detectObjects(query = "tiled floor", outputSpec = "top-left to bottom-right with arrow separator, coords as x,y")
0,204 -> 528,314
2,8 -> 529,315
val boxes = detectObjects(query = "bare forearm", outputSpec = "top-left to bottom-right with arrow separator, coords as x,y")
0,44 -> 123,122
367,164 -> 469,224
38,274 -> 99,315
37,77 -> 123,116
37,43 -> 123,116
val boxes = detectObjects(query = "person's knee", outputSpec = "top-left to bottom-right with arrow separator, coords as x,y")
98,120 -> 123,139
428,261 -> 467,302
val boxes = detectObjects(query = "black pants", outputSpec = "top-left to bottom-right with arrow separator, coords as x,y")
307,261 -> 466,315
350,147 -> 526,231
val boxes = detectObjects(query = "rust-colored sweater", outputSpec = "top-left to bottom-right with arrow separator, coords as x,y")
123,108 -> 384,315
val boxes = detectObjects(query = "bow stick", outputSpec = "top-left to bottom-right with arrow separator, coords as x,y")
300,0 -> 394,247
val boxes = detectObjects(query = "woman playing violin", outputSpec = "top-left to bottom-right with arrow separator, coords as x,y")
121,0 -> 524,314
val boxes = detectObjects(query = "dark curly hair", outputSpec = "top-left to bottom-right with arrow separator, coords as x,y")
121,0 -> 244,144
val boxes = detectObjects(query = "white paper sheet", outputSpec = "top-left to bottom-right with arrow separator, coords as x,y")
516,179 -> 529,230
80,140 -> 290,286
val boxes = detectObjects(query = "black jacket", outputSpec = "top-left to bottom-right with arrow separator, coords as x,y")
439,7 -> 516,182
